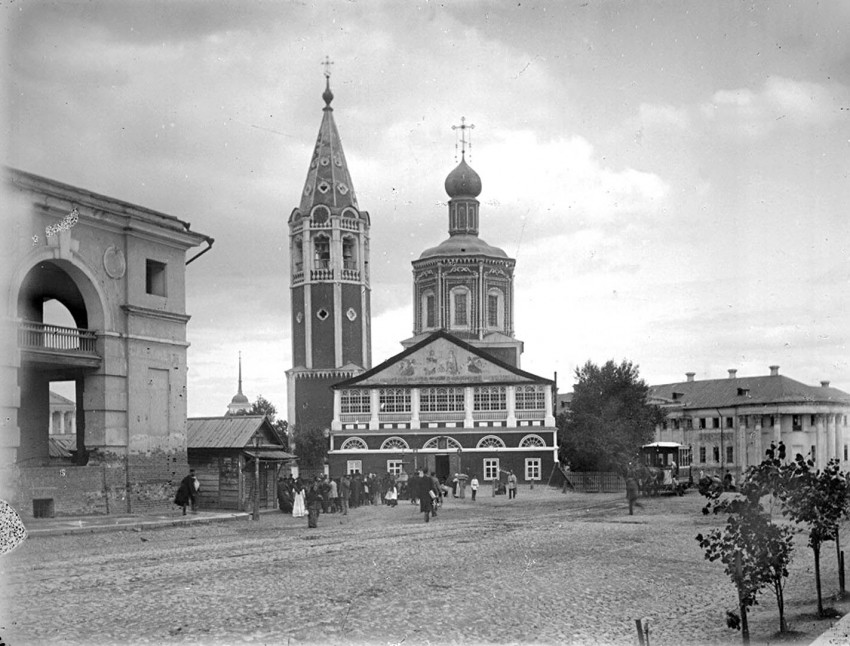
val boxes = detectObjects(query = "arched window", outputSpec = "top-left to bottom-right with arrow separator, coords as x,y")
423,436 -> 462,450
341,437 -> 368,451
519,434 -> 546,448
487,288 -> 503,329
450,286 -> 470,328
313,235 -> 330,269
380,437 -> 410,450
476,435 -> 506,449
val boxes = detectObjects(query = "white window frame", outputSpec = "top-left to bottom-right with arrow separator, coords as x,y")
341,437 -> 368,451
346,460 -> 362,475
387,460 -> 403,476
380,436 -> 410,450
421,289 -> 436,330
420,387 -> 465,413
450,286 -> 471,329
515,385 -> 545,411
483,458 -> 500,481
341,389 -> 371,415
486,287 -> 503,329
474,386 -> 507,412
525,458 -> 541,481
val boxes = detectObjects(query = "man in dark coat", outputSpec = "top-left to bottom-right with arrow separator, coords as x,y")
305,478 -> 322,528
339,474 -> 351,515
174,469 -> 199,515
410,469 -> 433,523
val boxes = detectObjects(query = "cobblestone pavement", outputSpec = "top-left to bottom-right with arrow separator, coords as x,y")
1,487 -> 848,646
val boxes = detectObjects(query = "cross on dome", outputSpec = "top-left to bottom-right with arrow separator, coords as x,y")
452,116 -> 475,161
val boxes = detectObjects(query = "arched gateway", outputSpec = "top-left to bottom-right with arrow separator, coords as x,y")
1,169 -> 213,517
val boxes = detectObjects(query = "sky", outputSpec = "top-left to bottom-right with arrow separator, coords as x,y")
4,0 -> 850,417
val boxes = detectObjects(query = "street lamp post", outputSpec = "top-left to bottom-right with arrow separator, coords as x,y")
252,433 -> 261,521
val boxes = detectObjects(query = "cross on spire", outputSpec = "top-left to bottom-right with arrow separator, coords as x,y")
321,55 -> 334,79
452,116 -> 475,161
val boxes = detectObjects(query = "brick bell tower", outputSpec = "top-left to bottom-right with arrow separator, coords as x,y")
286,63 -> 372,436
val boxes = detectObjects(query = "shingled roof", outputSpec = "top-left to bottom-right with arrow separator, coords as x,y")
187,415 -> 283,449
648,374 -> 850,409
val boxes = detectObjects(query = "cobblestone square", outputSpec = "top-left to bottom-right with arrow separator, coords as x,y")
2,487 -> 848,645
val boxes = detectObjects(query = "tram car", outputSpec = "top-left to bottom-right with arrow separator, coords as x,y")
637,442 -> 692,495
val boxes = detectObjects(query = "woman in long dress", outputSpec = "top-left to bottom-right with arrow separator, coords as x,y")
292,482 -> 306,518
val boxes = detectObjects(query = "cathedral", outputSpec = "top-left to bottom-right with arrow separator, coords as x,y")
288,72 -> 557,485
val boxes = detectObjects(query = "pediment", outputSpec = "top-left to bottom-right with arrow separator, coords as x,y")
351,335 -> 538,387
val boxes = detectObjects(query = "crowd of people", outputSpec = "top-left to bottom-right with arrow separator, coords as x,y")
276,469 -> 487,526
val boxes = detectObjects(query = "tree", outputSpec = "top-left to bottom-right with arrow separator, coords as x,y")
291,426 -> 328,469
233,395 -> 289,450
697,444 -> 795,640
777,455 -> 850,617
558,360 -> 662,472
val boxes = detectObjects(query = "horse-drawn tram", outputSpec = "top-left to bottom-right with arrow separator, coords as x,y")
637,441 -> 693,495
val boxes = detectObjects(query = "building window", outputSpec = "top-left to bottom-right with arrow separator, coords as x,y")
346,460 -> 362,475
738,416 -> 749,429
810,415 -> 817,427
725,417 -> 734,429
525,458 -> 541,481
515,385 -> 545,411
726,446 -> 734,463
380,437 -> 409,450
342,236 -> 357,270
293,240 -> 303,273
387,460 -> 403,476
451,287 -> 470,328
145,260 -> 167,296
379,388 -> 411,413
477,435 -> 506,449
685,418 -> 693,430
422,291 -> 436,329
313,235 -> 330,269
483,458 -> 500,480
712,417 -> 720,429
420,387 -> 465,413
519,434 -> 546,448
713,446 -> 720,463
699,446 -> 706,463
671,419 -> 680,430
699,418 -> 707,430
792,415 -> 802,431
486,288 -> 503,329
474,386 -> 506,412
341,437 -> 368,451
341,389 -> 371,415
423,436 -> 461,450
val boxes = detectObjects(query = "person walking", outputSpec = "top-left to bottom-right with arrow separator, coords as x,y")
386,480 -> 398,507
329,477 -> 339,513
470,474 -> 479,501
429,472 -> 441,517
305,478 -> 322,528
626,474 -> 640,515
339,474 -> 351,516
174,469 -> 199,515
410,469 -> 432,523
292,481 -> 306,518
507,470 -> 517,500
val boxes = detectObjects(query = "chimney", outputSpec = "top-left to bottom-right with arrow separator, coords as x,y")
686,372 -> 695,382
728,369 -> 737,379
769,365 -> 780,376
821,380 -> 830,388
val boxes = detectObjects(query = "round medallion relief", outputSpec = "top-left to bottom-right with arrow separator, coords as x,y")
103,246 -> 126,279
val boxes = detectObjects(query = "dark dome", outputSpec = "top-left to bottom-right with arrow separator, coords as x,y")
418,234 -> 508,260
444,158 -> 482,198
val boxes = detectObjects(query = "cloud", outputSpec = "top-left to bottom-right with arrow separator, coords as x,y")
701,76 -> 849,137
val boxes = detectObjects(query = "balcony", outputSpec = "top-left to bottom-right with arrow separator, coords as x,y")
18,321 -> 100,368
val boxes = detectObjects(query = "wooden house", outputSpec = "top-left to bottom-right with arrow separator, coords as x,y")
187,415 -> 295,511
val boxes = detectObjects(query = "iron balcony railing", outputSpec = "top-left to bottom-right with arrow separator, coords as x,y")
18,321 -> 98,354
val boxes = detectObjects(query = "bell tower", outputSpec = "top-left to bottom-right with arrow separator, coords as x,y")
286,62 -> 371,433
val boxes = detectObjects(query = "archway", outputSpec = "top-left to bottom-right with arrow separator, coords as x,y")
15,260 -> 104,465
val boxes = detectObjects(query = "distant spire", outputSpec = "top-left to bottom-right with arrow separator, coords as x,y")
452,116 -> 475,162
237,351 -> 243,397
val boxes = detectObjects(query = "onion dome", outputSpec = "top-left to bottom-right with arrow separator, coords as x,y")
444,157 -> 482,198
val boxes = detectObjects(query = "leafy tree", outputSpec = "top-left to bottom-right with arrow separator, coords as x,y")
558,360 -> 662,472
233,395 -> 289,450
777,455 -> 850,617
291,426 -> 328,469
697,443 -> 795,640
